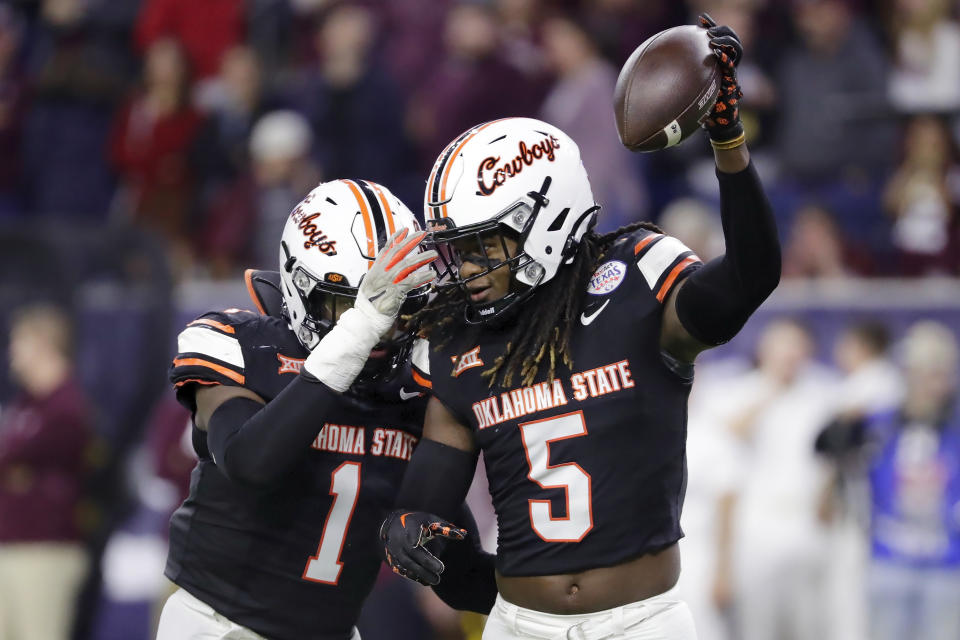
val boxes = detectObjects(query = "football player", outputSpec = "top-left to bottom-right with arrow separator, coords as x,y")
380,17 -> 780,639
157,179 -> 495,640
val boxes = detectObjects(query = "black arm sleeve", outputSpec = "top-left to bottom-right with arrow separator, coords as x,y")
395,438 -> 479,520
430,506 -> 497,614
206,375 -> 339,489
675,161 -> 781,346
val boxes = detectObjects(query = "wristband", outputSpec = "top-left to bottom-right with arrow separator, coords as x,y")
710,132 -> 746,150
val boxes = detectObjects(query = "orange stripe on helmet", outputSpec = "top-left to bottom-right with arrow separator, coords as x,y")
438,119 -> 509,218
172,358 -> 245,384
341,180 -> 376,265
370,183 -> 397,236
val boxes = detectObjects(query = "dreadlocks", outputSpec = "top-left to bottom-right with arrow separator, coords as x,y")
408,221 -> 662,389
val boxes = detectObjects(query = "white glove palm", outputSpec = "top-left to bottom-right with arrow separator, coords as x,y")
303,229 -> 437,391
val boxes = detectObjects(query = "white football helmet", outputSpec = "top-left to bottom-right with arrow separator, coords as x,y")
424,117 -> 599,322
278,179 -> 427,378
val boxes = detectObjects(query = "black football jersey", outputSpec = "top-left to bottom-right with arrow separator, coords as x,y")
413,229 -> 702,577
168,306 -> 427,640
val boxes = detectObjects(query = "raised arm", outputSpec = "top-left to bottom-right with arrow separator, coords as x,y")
660,16 -> 781,362
195,230 -> 436,489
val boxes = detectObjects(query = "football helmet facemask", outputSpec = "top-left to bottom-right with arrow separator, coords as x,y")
424,118 -> 599,323
278,179 -> 428,384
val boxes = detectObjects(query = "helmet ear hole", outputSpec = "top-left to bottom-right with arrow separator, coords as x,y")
547,208 -> 570,232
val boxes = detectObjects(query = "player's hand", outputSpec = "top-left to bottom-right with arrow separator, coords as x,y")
359,229 -> 437,320
698,13 -> 744,143
380,509 -> 467,586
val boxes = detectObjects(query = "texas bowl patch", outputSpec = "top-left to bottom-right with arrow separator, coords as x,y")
587,260 -> 627,295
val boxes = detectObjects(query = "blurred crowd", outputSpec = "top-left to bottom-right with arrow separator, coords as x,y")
0,0 -> 960,278
2,0 -> 960,639
679,317 -> 960,640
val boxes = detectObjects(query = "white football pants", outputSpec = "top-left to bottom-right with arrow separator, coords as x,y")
482,587 -> 698,639
156,588 -> 361,640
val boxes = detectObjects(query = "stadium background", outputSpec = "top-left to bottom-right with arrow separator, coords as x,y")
1,0 -> 959,638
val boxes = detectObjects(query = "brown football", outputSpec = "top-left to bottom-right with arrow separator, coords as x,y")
613,25 -> 721,152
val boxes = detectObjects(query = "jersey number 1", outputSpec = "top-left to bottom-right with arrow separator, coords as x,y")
302,462 -> 361,584
519,411 -> 593,542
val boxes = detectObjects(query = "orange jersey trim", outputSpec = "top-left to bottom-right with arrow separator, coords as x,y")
656,256 -> 699,303
342,180 -> 376,263
174,378 -> 222,388
411,369 -> 432,389
188,318 -> 236,334
172,358 -> 245,384
633,233 -> 662,256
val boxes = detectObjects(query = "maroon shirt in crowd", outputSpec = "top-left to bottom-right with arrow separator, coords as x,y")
0,379 -> 93,543
135,0 -> 244,79
109,96 -> 205,242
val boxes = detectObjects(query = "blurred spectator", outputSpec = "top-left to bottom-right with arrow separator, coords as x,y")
0,7 -> 25,217
716,319 -> 838,640
776,0 -> 896,181
192,46 -> 273,198
834,321 -> 904,421
291,4 -> 411,195
109,38 -> 204,272
200,110 -> 320,276
884,115 -> 960,275
22,0 -> 130,218
245,0 -> 295,79
408,2 -> 542,167
134,0 -> 244,80
820,321 -> 960,640
579,0 -> 684,64
658,197 -> 724,262
865,321 -> 960,640
886,0 -> 960,112
539,13 -> 646,231
821,320 -> 904,640
144,396 -> 194,519
378,0 -> 451,94
495,0 -> 545,75
677,362 -> 749,640
782,203 -> 873,278
0,304 -> 95,640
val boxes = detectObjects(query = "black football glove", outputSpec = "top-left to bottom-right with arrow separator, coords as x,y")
698,13 -> 744,143
380,509 -> 467,586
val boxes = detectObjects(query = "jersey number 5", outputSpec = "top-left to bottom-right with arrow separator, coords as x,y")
302,462 -> 361,584
519,411 -> 593,542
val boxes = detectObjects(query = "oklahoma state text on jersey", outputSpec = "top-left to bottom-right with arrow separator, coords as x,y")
411,228 -> 702,577
169,307 -> 426,640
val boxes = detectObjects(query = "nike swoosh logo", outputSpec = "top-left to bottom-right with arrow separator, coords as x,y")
399,388 -> 422,400
580,299 -> 610,326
